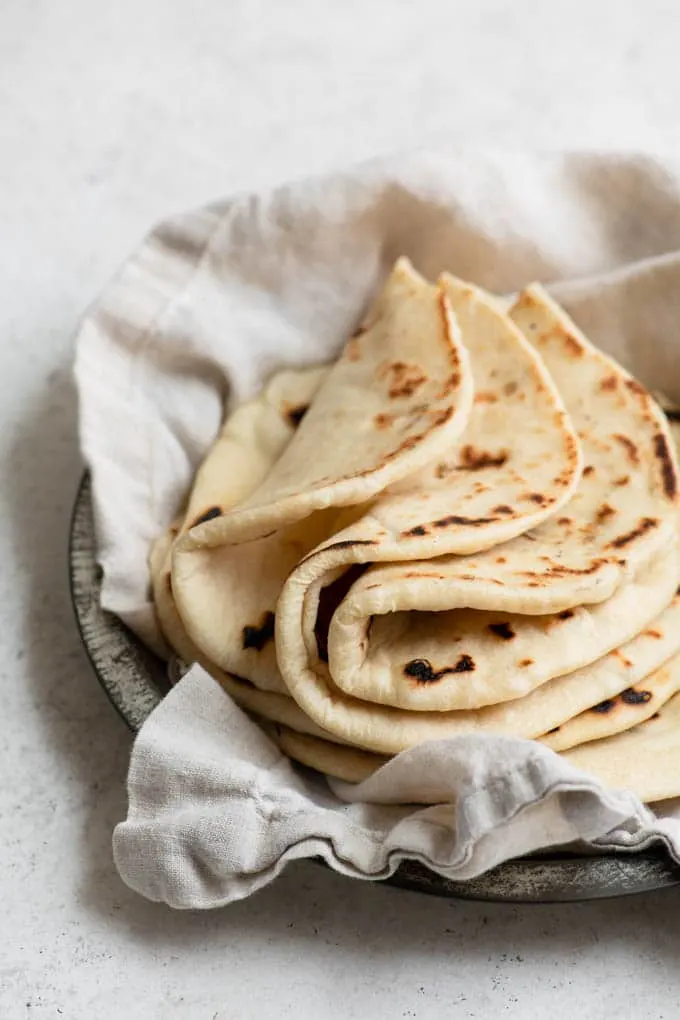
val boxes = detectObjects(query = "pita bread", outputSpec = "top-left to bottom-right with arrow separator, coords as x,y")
171,268 -> 587,695
260,720 -> 387,784
367,273 -> 583,554
562,686 -> 680,803
170,259 -> 481,684
180,365 -> 327,534
151,268 -> 680,801
276,312 -> 678,742
180,258 -> 474,544
155,550 -> 680,766
151,364 -> 328,689
262,680 -> 680,805
541,649 -> 680,752
275,545 -> 679,752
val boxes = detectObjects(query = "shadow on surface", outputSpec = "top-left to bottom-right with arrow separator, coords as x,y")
103,856 -> 680,974
4,363 -> 134,909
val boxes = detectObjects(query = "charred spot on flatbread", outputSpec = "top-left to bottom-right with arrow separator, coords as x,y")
488,622 -> 515,640
404,654 -> 475,683
242,612 -> 276,651
191,506 -> 223,528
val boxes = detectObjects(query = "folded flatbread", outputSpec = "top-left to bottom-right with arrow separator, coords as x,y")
152,262 -> 680,800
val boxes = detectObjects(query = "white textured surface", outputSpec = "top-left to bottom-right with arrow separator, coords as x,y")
2,1 -> 680,1016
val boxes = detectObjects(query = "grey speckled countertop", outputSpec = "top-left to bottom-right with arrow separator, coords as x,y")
2,2 -> 680,1016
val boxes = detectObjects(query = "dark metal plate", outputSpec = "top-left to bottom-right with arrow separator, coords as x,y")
69,474 -> 680,903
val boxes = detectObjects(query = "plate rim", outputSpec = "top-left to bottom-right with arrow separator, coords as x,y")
69,472 -> 680,903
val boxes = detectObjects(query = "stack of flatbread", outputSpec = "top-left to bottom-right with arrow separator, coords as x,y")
150,259 -> 680,804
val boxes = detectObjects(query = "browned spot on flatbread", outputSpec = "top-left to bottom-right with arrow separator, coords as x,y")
524,558 -> 609,580
595,503 -> 617,524
625,378 -> 649,399
433,514 -> 495,528
613,475 -> 630,487
557,609 -> 574,620
549,326 -> 585,357
374,412 -> 394,430
379,360 -> 428,399
591,698 -> 615,714
431,406 -> 455,427
191,506 -> 223,528
644,628 -> 663,639
242,611 -> 276,651
583,465 -> 595,477
404,654 -> 475,684
503,381 -> 518,396
653,432 -> 678,500
488,622 -> 515,640
402,571 -> 446,579
496,555 -> 507,564
600,375 -> 618,392
474,391 -> 498,404
437,372 -> 461,399
518,658 -> 534,667
621,687 -> 652,705
553,468 -> 575,487
606,516 -> 658,549
611,649 -> 634,668
403,524 -> 428,537
557,516 -> 573,526
285,403 -> 309,428
492,505 -> 514,516
458,445 -> 509,471
523,492 -> 551,506
612,433 -> 640,464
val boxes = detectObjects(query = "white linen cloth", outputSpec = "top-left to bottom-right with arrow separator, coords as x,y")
75,151 -> 680,907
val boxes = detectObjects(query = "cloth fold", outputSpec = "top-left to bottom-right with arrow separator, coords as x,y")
76,151 -> 680,907
113,666 -> 662,909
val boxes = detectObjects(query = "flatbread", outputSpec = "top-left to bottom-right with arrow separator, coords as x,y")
155,543 -> 680,761
152,269 -> 680,800
262,686 -> 680,805
260,720 -> 387,784
171,269 -> 585,696
151,364 -> 327,689
180,365 -> 328,534
276,288 -> 678,742
371,273 -> 583,554
541,650 -> 680,752
180,257 -> 474,545
276,546 -> 678,752
563,689 -> 680,803
171,259 -> 479,685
